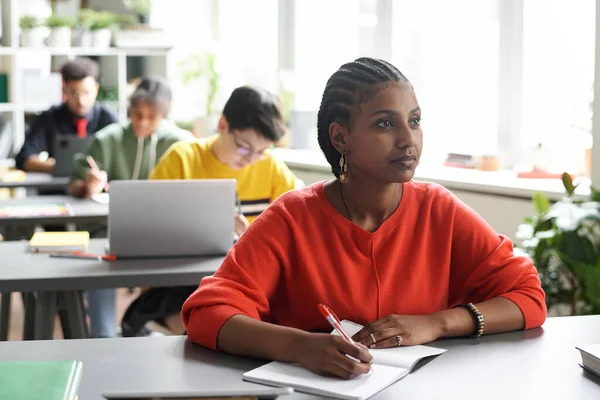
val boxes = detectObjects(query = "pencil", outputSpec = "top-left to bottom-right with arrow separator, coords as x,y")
49,253 -> 117,262
86,155 -> 110,192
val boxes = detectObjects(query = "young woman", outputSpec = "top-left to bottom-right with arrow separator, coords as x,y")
69,76 -> 192,338
69,77 -> 191,198
181,58 -> 547,379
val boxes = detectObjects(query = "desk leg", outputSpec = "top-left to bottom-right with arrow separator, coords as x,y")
34,292 -> 58,340
4,225 -> 34,241
0,293 -> 11,341
59,291 -> 89,339
22,293 -> 36,341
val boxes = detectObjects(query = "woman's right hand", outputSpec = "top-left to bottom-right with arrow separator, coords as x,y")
294,333 -> 373,379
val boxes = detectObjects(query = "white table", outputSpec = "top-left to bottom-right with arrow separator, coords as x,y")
0,239 -> 223,341
0,316 -> 598,399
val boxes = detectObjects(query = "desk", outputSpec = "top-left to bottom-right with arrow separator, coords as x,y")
0,195 -> 108,227
0,173 -> 70,190
0,239 -> 223,340
0,316 -> 599,399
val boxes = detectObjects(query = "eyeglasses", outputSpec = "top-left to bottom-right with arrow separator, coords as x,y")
231,130 -> 272,160
65,89 -> 94,100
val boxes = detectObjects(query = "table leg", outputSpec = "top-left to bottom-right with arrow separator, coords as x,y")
58,306 -> 72,340
3,225 -> 34,241
0,293 -> 11,341
22,292 -> 36,340
34,292 -> 58,340
59,291 -> 89,339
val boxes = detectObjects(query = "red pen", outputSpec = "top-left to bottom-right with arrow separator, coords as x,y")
318,303 -> 354,342
49,252 -> 117,262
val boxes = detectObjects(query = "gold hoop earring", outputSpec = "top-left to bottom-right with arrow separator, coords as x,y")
339,153 -> 349,183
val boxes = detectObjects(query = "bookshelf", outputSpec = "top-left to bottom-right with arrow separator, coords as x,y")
0,0 -> 171,154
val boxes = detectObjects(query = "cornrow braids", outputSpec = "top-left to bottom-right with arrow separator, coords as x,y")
317,57 -> 409,178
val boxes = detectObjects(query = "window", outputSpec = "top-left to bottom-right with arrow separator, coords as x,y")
520,0 -> 595,175
217,0 -> 279,96
164,0 -> 596,177
286,0 -> 595,176
150,0 -> 215,121
293,0 -> 362,111
288,0 -> 381,149
391,0 -> 500,168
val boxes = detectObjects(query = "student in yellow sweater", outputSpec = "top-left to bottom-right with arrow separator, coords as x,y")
150,86 -> 299,237
120,86 -> 300,336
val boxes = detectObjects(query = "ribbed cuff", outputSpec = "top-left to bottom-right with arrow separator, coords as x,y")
500,292 -> 547,329
184,304 -> 246,350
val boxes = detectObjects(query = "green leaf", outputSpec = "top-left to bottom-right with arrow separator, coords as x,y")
45,15 -> 76,28
533,192 -> 551,215
558,232 -> 598,266
562,172 -> 578,197
591,187 -> 600,202
20,15 -> 40,30
571,263 -> 600,314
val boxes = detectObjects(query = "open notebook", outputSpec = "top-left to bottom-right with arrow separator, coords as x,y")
243,320 -> 446,400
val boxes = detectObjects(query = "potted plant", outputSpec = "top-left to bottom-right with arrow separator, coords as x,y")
20,15 -> 46,47
515,173 -> 600,315
46,15 -> 75,48
123,0 -> 152,23
75,8 -> 97,46
96,85 -> 119,115
89,11 -> 118,48
178,52 -> 221,137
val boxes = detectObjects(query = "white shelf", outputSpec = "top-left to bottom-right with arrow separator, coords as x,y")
31,47 -> 119,56
2,0 -> 172,153
23,104 -> 53,113
116,47 -> 172,56
0,103 -> 16,112
15,47 -> 171,57
0,47 -> 17,55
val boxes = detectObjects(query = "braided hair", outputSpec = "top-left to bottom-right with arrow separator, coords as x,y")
317,57 -> 409,178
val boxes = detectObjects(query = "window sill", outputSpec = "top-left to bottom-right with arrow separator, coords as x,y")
273,148 -> 591,201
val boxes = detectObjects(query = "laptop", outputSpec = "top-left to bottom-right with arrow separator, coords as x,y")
52,134 -> 95,177
108,180 -> 236,258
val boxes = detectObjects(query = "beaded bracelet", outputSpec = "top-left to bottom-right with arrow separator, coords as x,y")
453,303 -> 484,338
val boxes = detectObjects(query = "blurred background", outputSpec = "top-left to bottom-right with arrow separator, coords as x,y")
0,0 -> 595,177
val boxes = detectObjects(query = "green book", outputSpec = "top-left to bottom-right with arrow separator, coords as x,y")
0,360 -> 83,400
0,73 -> 7,103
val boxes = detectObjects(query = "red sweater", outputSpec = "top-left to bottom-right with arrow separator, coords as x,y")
182,181 -> 546,349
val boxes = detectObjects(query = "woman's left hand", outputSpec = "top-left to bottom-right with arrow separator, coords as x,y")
352,314 -> 444,349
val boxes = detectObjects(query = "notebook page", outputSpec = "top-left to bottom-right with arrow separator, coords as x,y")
334,320 -> 447,371
243,361 -> 408,400
91,193 -> 109,205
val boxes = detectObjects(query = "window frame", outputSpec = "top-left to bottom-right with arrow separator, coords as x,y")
216,0 -> 599,184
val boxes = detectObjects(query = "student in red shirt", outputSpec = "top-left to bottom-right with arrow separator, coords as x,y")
182,57 -> 547,379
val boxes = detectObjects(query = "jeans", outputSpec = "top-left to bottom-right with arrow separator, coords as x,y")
87,288 -> 116,338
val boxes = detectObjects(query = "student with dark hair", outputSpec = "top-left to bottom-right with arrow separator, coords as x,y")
119,86 -> 299,337
69,76 -> 190,197
181,57 -> 547,379
151,85 -> 299,235
69,76 -> 192,338
15,57 -> 118,173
